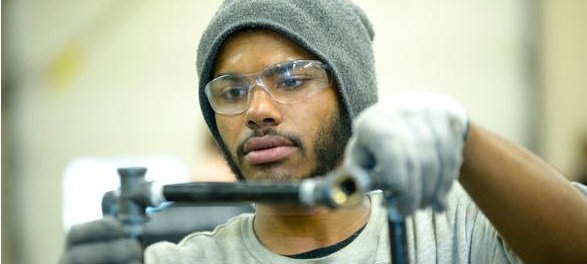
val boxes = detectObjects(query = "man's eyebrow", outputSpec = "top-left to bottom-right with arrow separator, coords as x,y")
213,72 -> 244,81
213,71 -> 240,79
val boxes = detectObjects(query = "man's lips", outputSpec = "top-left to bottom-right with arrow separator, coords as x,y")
243,135 -> 297,165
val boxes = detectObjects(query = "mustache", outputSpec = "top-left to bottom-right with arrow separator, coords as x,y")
236,128 -> 305,159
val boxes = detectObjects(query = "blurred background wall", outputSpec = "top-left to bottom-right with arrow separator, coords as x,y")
2,0 -> 586,263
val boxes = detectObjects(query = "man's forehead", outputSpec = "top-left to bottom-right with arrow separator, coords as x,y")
213,28 -> 315,76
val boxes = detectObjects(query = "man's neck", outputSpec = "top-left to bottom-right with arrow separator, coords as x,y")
253,197 -> 371,256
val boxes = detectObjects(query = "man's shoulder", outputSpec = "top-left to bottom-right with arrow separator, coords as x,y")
179,212 -> 254,245
145,213 -> 255,262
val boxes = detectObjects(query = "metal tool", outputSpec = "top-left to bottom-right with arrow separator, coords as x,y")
112,166 -> 408,263
113,167 -> 365,238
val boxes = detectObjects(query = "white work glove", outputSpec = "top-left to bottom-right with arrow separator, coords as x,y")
345,91 -> 469,218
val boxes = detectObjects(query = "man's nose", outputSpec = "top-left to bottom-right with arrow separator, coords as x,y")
245,87 -> 282,130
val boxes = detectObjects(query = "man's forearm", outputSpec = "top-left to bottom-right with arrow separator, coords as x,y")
459,123 -> 587,263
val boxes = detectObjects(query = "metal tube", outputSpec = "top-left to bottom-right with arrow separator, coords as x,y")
159,169 -> 364,208
375,179 -> 410,264
388,219 -> 409,264
163,181 -> 301,204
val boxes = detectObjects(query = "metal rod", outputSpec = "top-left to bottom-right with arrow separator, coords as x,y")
163,182 -> 301,204
379,185 -> 410,264
388,218 -> 409,264
159,169 -> 365,208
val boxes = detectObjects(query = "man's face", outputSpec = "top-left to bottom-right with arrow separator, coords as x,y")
213,29 -> 349,181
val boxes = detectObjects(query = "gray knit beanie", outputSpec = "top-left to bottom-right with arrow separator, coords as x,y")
197,0 -> 378,179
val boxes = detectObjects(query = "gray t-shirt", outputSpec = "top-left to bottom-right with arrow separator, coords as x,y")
145,182 -> 587,263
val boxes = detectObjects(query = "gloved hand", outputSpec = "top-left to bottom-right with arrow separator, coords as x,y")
60,216 -> 143,264
345,91 -> 469,218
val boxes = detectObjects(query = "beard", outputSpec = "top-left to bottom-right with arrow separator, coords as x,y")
218,106 -> 352,181
307,106 -> 352,179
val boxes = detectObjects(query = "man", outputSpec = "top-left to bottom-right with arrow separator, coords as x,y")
61,0 -> 587,263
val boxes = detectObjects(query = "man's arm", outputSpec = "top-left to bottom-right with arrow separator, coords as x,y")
459,122 -> 587,263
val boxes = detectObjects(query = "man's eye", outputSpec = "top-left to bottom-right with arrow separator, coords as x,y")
276,77 -> 305,90
220,87 -> 248,100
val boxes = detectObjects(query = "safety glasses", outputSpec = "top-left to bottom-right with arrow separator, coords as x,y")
205,60 -> 331,115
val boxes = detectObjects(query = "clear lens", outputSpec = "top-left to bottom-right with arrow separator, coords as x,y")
205,60 -> 330,115
207,76 -> 250,114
